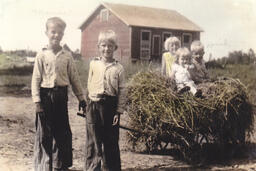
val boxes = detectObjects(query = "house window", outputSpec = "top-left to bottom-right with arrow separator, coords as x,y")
182,33 -> 192,48
100,9 -> 109,21
140,30 -> 151,60
162,32 -> 172,42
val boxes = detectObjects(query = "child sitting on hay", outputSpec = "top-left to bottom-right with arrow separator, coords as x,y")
189,40 -> 209,84
161,36 -> 181,77
170,47 -> 201,96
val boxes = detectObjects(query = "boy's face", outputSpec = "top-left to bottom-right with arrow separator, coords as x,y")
179,54 -> 191,67
168,42 -> 180,54
45,23 -> 64,48
192,48 -> 205,62
98,40 -> 116,60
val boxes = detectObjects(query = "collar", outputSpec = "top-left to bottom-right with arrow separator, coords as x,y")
42,45 -> 66,55
94,57 -> 118,65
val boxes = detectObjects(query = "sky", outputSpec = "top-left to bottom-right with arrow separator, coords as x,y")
0,0 -> 256,60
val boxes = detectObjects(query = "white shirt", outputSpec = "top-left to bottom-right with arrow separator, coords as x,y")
171,63 -> 197,95
31,47 -> 84,102
87,57 -> 126,113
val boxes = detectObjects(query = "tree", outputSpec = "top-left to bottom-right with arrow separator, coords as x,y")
248,48 -> 256,63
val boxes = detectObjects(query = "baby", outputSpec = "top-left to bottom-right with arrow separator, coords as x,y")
170,47 -> 199,95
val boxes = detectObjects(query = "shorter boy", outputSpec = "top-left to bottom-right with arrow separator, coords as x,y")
84,30 -> 126,171
190,40 -> 209,84
170,47 -> 199,95
161,36 -> 181,77
31,17 -> 86,171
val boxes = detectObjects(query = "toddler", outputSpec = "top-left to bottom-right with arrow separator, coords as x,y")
190,40 -> 209,84
170,47 -> 199,95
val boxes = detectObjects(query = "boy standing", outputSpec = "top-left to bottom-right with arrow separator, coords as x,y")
190,40 -> 209,84
85,30 -> 126,171
31,17 -> 86,171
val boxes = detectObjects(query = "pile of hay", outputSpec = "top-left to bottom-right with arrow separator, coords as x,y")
126,71 -> 254,153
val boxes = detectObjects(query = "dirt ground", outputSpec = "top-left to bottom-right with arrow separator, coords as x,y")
1,93 -> 256,171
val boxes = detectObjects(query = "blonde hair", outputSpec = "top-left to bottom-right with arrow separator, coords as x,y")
164,36 -> 181,51
190,40 -> 204,52
46,17 -> 66,30
98,30 -> 118,49
175,47 -> 191,63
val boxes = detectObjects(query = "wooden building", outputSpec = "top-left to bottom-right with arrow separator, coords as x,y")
79,2 -> 203,62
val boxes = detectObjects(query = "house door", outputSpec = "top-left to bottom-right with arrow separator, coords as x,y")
152,35 -> 160,56
140,30 -> 151,60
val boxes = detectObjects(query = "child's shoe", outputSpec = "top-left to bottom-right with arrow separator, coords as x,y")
178,86 -> 190,94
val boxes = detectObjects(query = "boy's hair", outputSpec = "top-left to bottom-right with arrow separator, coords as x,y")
46,17 -> 66,30
175,47 -> 191,62
164,36 -> 181,51
98,30 -> 118,49
190,40 -> 204,52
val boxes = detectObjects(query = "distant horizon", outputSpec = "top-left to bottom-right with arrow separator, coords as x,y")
1,0 -> 255,60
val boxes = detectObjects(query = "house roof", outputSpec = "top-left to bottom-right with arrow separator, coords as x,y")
79,2 -> 203,32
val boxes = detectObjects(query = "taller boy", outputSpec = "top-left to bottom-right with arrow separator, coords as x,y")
85,30 -> 126,171
32,17 -> 86,171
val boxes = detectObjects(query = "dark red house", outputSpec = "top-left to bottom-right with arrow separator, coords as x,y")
79,2 -> 203,62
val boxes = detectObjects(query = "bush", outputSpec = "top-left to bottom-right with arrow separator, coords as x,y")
206,49 -> 256,69
0,63 -> 33,75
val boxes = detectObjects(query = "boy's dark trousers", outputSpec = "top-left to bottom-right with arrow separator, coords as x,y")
34,87 -> 72,171
84,95 -> 121,171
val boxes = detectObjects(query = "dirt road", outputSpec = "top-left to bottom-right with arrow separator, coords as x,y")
1,95 -> 256,171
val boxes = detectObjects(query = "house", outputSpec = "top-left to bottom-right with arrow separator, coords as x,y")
79,2 -> 203,62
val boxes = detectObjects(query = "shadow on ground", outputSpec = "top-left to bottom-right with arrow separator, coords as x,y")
123,142 -> 256,171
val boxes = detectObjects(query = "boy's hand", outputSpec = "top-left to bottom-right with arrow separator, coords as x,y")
112,114 -> 120,126
79,100 -> 87,112
35,102 -> 43,113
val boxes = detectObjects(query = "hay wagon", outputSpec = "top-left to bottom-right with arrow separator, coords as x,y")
126,71 -> 254,158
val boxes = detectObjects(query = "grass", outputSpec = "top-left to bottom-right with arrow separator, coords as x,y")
0,53 -> 33,75
0,75 -> 31,87
0,53 -> 27,68
208,64 -> 256,104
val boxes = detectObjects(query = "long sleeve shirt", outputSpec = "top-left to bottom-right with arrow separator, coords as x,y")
87,57 -> 126,113
31,47 -> 84,103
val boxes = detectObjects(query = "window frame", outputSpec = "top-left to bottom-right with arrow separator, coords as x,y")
100,9 -> 109,22
140,29 -> 152,60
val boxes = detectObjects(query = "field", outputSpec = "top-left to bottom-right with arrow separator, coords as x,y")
0,53 -> 256,170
